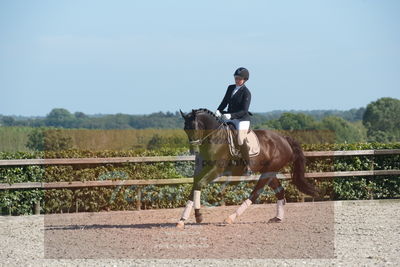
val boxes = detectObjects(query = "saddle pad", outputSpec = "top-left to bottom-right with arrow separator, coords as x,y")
226,128 -> 260,158
246,130 -> 260,157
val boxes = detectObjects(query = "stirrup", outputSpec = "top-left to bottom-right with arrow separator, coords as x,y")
243,167 -> 252,176
232,148 -> 241,159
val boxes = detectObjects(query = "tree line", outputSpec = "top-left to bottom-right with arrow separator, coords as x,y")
0,97 -> 399,148
256,98 -> 399,143
0,110 -> 183,129
0,107 -> 367,130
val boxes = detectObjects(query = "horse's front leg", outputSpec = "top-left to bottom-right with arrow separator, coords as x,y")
193,190 -> 203,223
193,153 -> 204,224
176,164 -> 220,229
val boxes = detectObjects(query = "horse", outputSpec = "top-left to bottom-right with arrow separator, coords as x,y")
177,108 -> 320,228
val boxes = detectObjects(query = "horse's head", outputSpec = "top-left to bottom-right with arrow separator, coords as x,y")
180,109 -> 202,146
180,108 -> 222,148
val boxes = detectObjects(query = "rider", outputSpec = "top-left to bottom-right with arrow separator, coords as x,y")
215,67 -> 252,166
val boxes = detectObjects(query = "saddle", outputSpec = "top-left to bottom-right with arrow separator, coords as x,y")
225,122 -> 260,158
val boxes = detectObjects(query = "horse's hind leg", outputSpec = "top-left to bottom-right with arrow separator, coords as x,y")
224,198 -> 252,224
224,172 -> 274,224
267,177 -> 286,223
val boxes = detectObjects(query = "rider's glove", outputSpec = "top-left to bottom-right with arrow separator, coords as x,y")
222,113 -> 231,120
215,110 -> 222,118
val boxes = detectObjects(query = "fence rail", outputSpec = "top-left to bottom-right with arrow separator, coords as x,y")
1,170 -> 400,190
1,149 -> 399,214
1,149 -> 399,166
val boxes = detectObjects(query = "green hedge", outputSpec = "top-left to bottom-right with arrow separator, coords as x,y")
303,143 -> 400,201
1,143 -> 399,215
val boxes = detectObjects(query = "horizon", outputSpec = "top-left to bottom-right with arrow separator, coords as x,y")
1,104 -> 368,118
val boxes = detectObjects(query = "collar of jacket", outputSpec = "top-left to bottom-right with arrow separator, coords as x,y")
231,84 -> 246,91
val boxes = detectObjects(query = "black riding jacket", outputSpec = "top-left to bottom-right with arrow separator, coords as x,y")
217,84 -> 252,121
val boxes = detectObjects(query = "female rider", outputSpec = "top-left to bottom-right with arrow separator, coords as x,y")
215,67 -> 252,165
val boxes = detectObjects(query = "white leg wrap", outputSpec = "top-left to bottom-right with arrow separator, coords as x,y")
236,199 -> 252,217
180,200 -> 193,221
276,199 -> 286,220
193,190 -> 201,209
227,213 -> 237,222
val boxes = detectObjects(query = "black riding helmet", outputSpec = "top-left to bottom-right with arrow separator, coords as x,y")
234,67 -> 249,81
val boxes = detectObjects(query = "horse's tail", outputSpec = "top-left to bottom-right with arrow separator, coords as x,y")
285,136 -> 320,197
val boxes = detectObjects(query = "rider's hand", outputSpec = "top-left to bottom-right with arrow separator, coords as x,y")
222,113 -> 231,120
215,110 -> 222,118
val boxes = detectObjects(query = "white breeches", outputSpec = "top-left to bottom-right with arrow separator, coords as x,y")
228,119 -> 250,146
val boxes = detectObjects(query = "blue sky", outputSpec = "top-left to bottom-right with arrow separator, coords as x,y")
1,0 -> 399,116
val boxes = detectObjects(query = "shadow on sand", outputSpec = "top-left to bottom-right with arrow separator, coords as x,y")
44,220 -> 265,231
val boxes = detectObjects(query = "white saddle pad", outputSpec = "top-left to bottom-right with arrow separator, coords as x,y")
246,130 -> 260,157
227,127 -> 260,158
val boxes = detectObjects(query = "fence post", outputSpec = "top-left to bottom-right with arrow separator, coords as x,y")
136,186 -> 142,210
300,193 -> 305,202
34,201 -> 41,215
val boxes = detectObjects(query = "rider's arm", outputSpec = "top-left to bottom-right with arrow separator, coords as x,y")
230,88 -> 251,119
217,86 -> 233,113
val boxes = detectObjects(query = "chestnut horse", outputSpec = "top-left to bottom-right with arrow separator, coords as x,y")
177,108 -> 320,228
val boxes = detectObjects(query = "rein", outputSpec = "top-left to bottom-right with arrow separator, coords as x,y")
189,122 -> 227,146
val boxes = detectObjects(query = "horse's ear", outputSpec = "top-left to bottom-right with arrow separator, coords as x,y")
179,109 -> 186,119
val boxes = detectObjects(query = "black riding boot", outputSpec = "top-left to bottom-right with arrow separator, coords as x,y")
240,143 -> 251,175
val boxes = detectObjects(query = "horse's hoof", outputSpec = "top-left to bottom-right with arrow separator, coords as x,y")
176,220 -> 185,229
224,214 -> 236,224
224,217 -> 234,224
268,217 -> 282,223
195,214 -> 203,223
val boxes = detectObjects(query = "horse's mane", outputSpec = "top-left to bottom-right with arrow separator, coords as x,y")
194,108 -> 224,124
